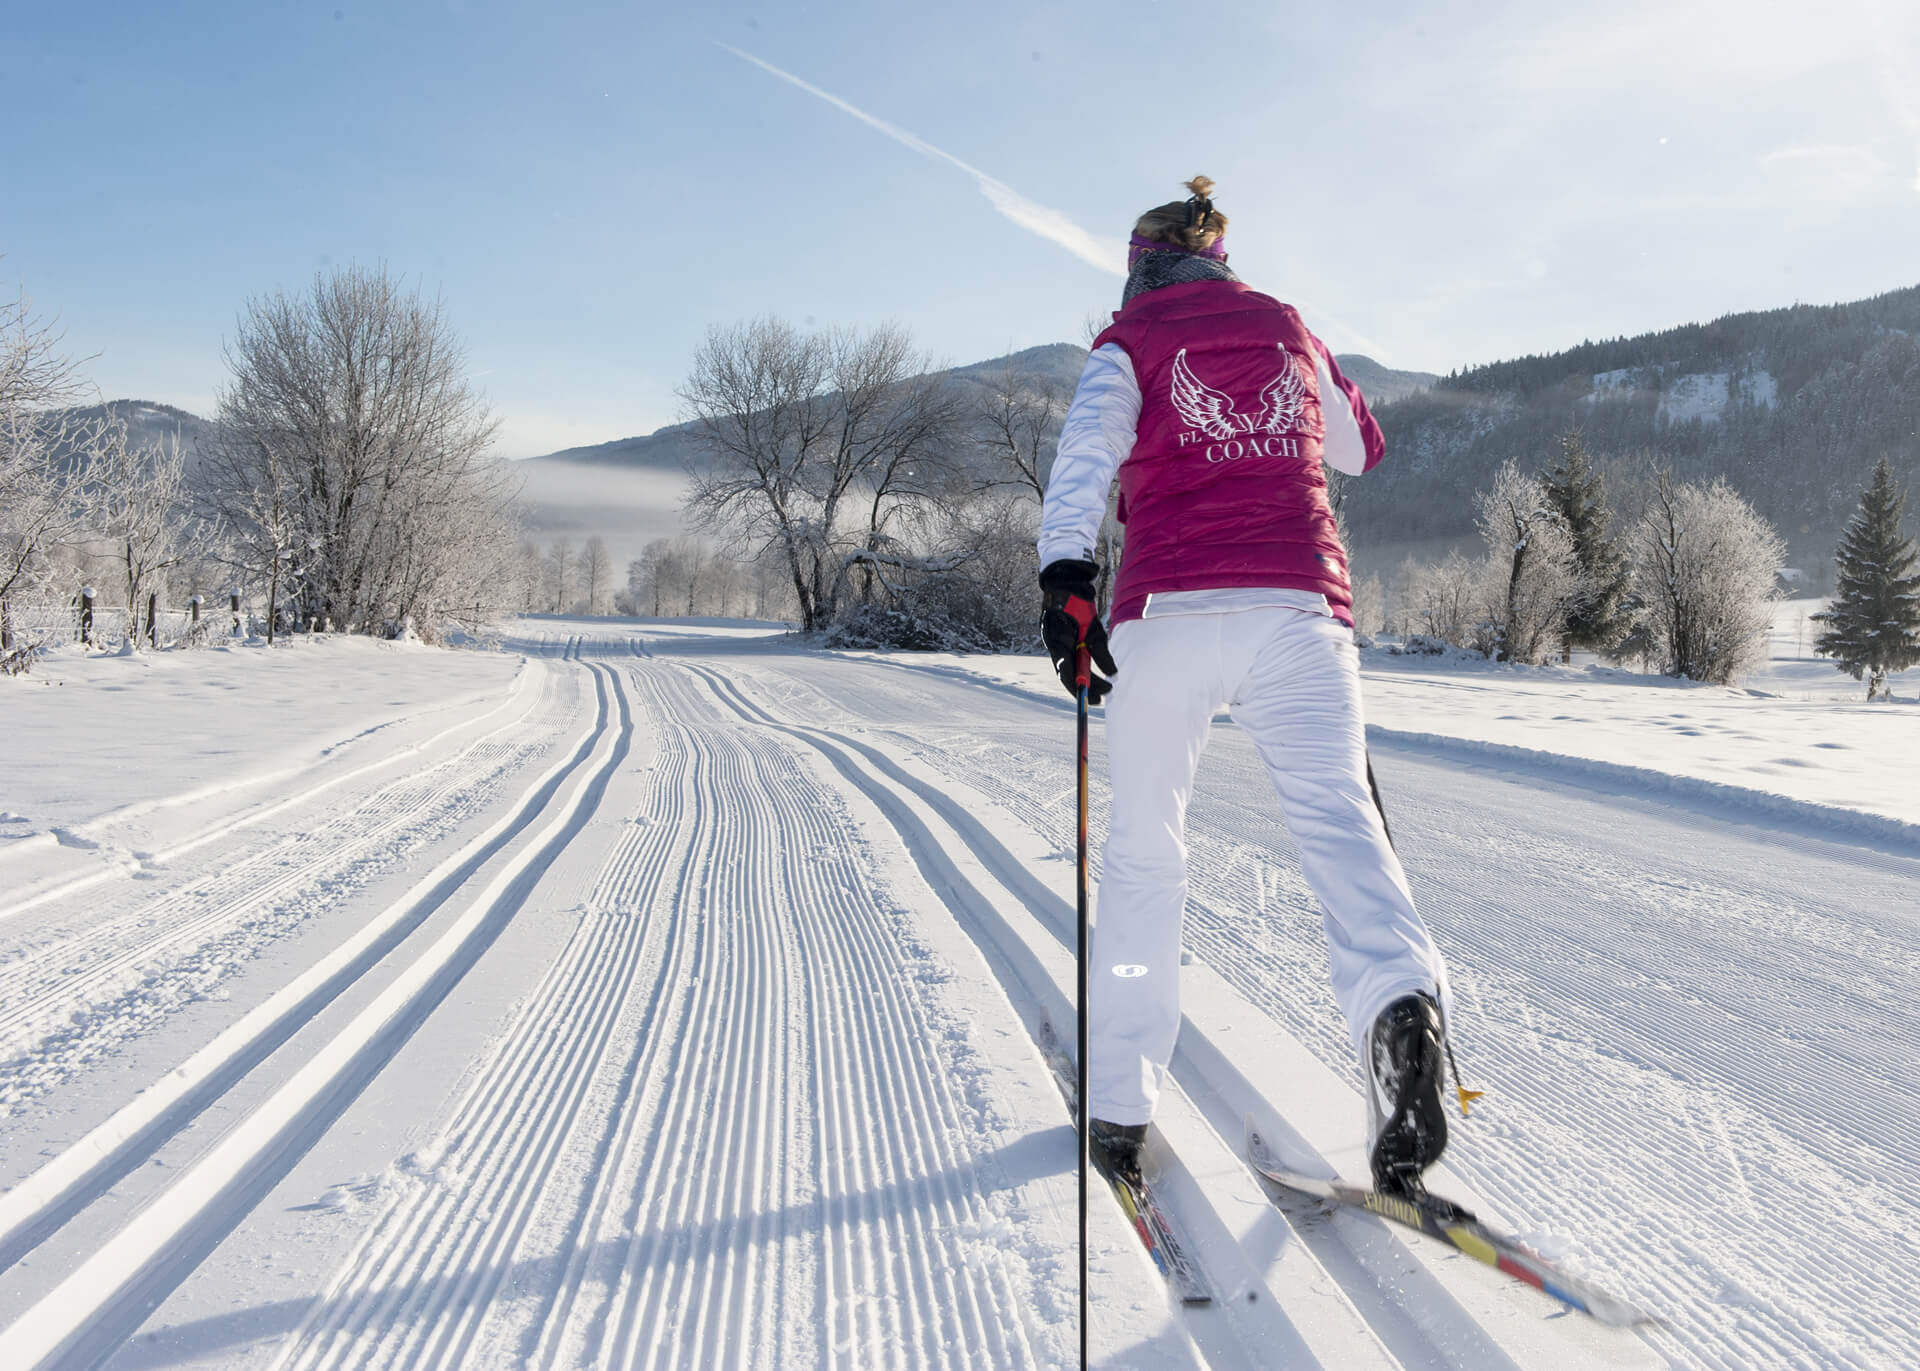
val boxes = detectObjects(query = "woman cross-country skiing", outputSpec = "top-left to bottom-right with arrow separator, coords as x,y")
1038,176 -> 1458,1199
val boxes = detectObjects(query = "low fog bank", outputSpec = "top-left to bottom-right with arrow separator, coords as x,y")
514,458 -> 695,569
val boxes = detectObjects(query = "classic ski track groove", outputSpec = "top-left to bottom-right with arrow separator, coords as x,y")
746,654 -> 1920,1371
669,660 -> 1267,1370
264,649 -> 1048,1371
691,659 -> 1670,1367
0,660 -> 546,924
0,669 -> 566,1101
0,659 -> 629,1371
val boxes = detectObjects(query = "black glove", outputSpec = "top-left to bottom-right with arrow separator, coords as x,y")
1039,559 -> 1118,703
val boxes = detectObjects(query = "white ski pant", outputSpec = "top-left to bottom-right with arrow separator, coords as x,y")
1089,608 -> 1448,1126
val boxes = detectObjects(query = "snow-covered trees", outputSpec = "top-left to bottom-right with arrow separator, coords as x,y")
1628,472 -> 1784,685
88,425 -> 202,641
1812,457 -> 1920,698
210,266 -> 519,640
0,287 -> 93,654
1476,458 -> 1584,664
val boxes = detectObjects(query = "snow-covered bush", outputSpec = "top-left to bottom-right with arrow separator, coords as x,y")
1627,472 -> 1784,684
824,525 -> 1040,654
1400,550 -> 1485,648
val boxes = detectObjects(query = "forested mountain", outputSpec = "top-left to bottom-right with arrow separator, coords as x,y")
1348,284 -> 1920,570
1335,354 -> 1440,404
43,399 -> 218,474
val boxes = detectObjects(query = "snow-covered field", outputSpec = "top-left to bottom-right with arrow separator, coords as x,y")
1,610 -> 1914,1370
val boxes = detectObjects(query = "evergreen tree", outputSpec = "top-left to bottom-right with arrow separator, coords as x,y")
1812,457 -> 1920,699
1542,432 -> 1633,653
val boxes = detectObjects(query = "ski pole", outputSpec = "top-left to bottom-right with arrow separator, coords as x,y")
1075,636 -> 1092,1371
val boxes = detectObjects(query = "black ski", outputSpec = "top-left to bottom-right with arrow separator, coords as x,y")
1038,1022 -> 1210,1306
1245,1122 -> 1652,1327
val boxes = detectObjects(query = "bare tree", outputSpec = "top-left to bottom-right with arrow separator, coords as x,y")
516,539 -> 544,613
680,317 -> 963,631
1628,471 -> 1784,684
975,362 -> 1065,503
836,331 -> 964,604
680,318 -> 831,626
582,534 -> 611,615
545,537 -> 574,613
212,266 -> 515,640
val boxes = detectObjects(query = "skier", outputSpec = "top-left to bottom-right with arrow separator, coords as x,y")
1038,177 -> 1457,1198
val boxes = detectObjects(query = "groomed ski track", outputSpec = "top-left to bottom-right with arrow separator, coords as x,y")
2,619 -> 1908,1368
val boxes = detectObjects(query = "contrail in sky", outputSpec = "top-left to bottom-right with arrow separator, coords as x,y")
721,45 -> 1127,278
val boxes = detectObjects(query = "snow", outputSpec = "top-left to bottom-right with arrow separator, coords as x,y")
921,600 -> 1920,836
1586,370 -> 1777,423
1,613 -> 1914,1369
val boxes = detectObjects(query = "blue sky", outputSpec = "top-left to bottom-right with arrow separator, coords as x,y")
8,0 -> 1919,456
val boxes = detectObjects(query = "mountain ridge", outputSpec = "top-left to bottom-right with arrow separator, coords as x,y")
525,344 -> 1439,472
1348,281 -> 1920,569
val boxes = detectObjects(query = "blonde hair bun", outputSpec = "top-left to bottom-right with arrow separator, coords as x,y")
1132,176 -> 1229,253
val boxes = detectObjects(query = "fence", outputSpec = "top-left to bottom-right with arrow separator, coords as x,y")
3,592 -> 257,653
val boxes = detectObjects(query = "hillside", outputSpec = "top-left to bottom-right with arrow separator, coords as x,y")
524,342 -> 1436,474
1347,283 -> 1920,573
41,399 -> 219,474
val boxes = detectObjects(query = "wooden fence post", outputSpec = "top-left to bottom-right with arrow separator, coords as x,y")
230,591 -> 242,638
190,593 -> 203,628
79,585 -> 95,646
147,592 -> 158,648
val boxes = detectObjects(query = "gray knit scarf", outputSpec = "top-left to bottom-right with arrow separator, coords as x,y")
1121,250 -> 1241,307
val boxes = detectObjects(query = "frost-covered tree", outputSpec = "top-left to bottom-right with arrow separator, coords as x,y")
545,538 -> 574,613
1401,550 -> 1483,646
213,266 -> 517,640
680,318 -> 963,631
0,285 -> 94,653
1629,472 -> 1784,684
582,534 -> 611,616
1349,572 -> 1385,636
1543,432 -> 1633,654
1812,457 -> 1920,699
975,362 -> 1065,503
88,424 -> 202,645
1476,458 -> 1583,663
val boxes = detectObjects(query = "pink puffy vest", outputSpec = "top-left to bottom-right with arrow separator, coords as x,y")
1093,279 -> 1371,626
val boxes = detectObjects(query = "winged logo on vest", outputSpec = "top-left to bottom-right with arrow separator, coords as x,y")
1169,346 -> 1308,441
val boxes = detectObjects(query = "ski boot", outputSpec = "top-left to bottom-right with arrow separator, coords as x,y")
1365,993 -> 1449,1198
1089,1118 -> 1148,1188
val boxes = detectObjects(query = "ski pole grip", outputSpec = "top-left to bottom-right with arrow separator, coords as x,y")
1064,594 -> 1097,689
